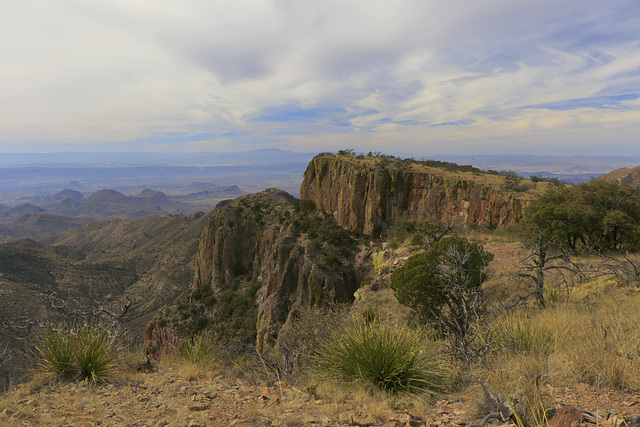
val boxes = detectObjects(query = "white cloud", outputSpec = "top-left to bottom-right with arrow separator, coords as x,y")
1,0 -> 639,155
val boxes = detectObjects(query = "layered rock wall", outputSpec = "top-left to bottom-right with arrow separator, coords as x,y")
300,155 -> 523,237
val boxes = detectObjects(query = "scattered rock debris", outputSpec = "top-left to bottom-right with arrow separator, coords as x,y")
2,368 -> 640,426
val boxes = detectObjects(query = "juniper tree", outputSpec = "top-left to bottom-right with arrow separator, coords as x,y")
391,235 -> 493,363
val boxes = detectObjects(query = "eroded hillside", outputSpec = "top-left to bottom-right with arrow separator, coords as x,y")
0,211 -> 210,388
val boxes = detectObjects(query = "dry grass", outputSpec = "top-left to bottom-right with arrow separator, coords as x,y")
466,275 -> 640,424
312,379 -> 411,423
491,312 -> 555,356
159,350 -> 220,383
549,290 -> 640,389
4,234 -> 640,425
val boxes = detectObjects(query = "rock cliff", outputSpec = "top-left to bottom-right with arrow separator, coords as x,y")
151,189 -> 358,353
300,154 -> 524,237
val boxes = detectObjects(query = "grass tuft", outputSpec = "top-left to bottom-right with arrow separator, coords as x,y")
492,314 -> 554,356
318,319 -> 447,395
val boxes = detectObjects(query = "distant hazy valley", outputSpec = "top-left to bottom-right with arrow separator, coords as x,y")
0,149 -> 317,240
1,149 -> 639,241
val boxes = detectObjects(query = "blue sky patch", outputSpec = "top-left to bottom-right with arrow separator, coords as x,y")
528,94 -> 639,111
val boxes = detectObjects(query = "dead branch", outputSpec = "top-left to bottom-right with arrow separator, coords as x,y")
476,379 -> 513,420
600,251 -> 640,287
466,379 -> 517,427
465,412 -> 502,427
0,343 -> 12,368
576,407 -> 605,423
94,297 -> 131,322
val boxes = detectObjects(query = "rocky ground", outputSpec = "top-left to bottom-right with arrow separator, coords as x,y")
1,363 -> 640,427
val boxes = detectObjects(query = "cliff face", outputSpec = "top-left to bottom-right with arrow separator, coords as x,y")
300,155 -> 523,237
185,189 -> 358,351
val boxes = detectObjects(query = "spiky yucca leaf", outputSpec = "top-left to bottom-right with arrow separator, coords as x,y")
318,319 -> 447,395
33,322 -> 124,383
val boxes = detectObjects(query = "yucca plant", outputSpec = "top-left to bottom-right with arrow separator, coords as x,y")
179,333 -> 220,368
33,321 -> 125,383
34,325 -> 76,380
73,323 -> 124,382
360,306 -> 380,325
318,318 -> 447,395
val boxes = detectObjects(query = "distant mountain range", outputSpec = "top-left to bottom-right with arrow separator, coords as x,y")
0,149 -> 313,206
0,148 -> 316,167
2,149 -> 638,208
0,185 -> 245,241
2,149 -> 639,236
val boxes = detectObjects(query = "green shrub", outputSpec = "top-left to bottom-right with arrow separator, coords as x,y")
324,254 -> 341,266
390,235 -> 493,362
33,322 -> 125,383
318,319 -> 447,395
293,199 -> 316,214
410,234 -> 424,246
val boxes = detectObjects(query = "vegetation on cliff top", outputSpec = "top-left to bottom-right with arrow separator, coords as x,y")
326,150 -> 558,199
524,179 -> 640,252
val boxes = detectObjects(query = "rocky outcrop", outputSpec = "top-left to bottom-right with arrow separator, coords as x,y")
189,189 -> 358,351
300,154 -> 523,237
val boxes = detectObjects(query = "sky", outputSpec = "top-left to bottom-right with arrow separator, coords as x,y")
1,1 -> 640,157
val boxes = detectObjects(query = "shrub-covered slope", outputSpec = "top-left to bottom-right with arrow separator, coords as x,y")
598,164 -> 640,190
147,189 -> 360,353
0,212 -> 210,388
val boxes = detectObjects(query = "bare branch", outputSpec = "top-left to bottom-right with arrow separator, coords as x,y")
0,343 -> 12,368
